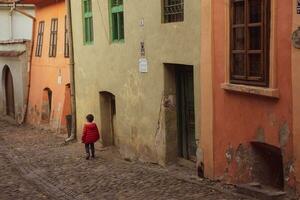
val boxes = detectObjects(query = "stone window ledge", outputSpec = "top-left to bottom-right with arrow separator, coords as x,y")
221,83 -> 279,99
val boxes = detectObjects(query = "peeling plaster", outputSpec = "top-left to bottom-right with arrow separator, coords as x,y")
279,122 -> 290,147
255,127 -> 265,142
268,112 -> 278,127
225,145 -> 234,164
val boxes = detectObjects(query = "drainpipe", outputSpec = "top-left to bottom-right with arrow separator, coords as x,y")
9,6 -> 13,39
65,0 -> 77,142
9,2 -> 36,124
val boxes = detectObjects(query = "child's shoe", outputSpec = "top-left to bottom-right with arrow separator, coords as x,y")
86,153 -> 90,160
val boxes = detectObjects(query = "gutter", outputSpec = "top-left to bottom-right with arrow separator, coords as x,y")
65,0 -> 77,142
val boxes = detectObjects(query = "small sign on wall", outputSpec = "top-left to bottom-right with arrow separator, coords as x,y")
298,0 -> 300,14
139,58 -> 148,73
57,69 -> 62,85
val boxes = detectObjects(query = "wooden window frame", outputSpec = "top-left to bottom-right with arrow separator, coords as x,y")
35,21 -> 45,57
109,0 -> 124,42
49,18 -> 58,57
64,15 -> 70,58
162,0 -> 184,23
229,0 -> 270,87
82,0 -> 94,45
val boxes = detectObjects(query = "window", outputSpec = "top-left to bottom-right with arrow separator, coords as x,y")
35,21 -> 45,57
49,18 -> 58,57
64,15 -> 70,58
109,0 -> 124,42
230,0 -> 270,87
82,0 -> 93,44
163,0 -> 184,23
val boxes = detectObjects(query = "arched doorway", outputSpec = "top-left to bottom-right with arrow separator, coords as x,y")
3,66 -> 15,118
41,88 -> 52,123
99,91 -> 116,146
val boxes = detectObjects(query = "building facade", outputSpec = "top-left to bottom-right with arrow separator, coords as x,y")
0,1 -> 34,123
71,0 -> 200,164
22,0 -> 71,132
200,0 -> 300,193
292,0 -> 300,191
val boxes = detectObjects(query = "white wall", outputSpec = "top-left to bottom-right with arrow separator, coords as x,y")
0,5 -> 35,40
0,9 -> 11,39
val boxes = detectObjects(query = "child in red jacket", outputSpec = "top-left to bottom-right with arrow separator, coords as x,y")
81,114 -> 100,160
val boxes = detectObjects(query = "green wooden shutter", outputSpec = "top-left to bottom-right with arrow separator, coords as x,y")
83,0 -> 94,44
109,0 -> 124,42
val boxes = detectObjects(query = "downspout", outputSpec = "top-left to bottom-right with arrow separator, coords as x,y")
65,0 -> 77,142
9,6 -> 13,39
10,2 -> 36,124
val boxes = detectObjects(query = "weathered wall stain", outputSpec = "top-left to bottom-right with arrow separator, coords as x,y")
71,0 -> 201,165
255,127 -> 265,142
279,122 -> 290,147
225,144 -> 234,165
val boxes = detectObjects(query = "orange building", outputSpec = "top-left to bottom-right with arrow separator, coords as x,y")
200,0 -> 299,195
22,0 -> 71,132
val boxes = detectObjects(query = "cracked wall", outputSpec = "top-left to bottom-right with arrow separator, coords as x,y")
211,0 -> 295,192
71,0 -> 201,165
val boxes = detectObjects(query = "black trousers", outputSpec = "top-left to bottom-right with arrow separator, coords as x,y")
85,143 -> 95,156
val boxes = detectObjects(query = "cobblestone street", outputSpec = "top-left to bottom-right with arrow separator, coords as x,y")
0,118 -> 254,200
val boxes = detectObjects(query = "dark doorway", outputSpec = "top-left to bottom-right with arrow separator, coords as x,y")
41,88 -> 52,123
176,67 -> 196,161
4,66 -> 15,118
251,142 -> 284,190
99,91 -> 116,147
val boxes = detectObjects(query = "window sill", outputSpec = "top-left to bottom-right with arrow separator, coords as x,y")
83,42 -> 94,46
111,39 -> 124,44
221,83 -> 279,99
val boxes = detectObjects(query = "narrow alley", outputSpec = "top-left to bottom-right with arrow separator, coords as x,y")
0,118 -> 253,200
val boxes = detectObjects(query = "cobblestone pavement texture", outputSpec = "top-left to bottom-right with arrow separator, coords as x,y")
0,119 -> 256,200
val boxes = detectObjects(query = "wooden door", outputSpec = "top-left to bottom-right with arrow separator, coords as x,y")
5,68 -> 15,118
176,67 -> 196,161
100,92 -> 116,146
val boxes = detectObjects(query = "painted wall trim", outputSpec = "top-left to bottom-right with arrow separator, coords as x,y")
292,0 -> 300,190
200,0 -> 214,178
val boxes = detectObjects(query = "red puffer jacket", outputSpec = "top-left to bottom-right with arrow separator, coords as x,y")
81,123 -> 100,144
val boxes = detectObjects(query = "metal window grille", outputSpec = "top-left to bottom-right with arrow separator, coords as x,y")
35,21 -> 44,57
49,18 -> 58,57
163,0 -> 184,23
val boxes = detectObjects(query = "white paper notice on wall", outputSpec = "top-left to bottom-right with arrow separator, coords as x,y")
57,75 -> 62,85
139,58 -> 148,73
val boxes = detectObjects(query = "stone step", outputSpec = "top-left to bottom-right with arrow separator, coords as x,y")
236,183 -> 286,200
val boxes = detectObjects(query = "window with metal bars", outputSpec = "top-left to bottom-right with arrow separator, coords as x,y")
35,21 -> 44,57
82,0 -> 94,44
49,18 -> 58,57
109,0 -> 124,42
163,0 -> 184,23
230,0 -> 270,87
64,15 -> 70,58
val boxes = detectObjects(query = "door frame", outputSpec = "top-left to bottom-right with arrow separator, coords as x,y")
164,63 -> 196,163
